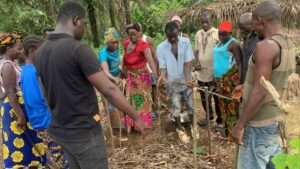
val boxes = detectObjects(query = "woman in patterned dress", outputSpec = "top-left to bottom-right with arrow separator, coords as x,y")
0,32 -> 46,169
212,21 -> 242,139
122,23 -> 157,132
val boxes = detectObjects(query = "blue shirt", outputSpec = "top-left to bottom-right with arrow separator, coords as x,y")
98,47 -> 120,77
213,38 -> 236,78
157,37 -> 194,93
21,64 -> 51,130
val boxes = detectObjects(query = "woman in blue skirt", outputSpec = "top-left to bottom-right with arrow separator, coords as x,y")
0,32 -> 46,169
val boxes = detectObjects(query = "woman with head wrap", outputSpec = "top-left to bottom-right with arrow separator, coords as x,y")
212,21 -> 242,140
122,23 -> 157,132
0,32 -> 47,168
98,28 -> 128,141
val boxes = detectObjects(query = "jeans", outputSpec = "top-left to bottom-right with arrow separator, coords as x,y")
238,123 -> 280,169
171,88 -> 194,117
53,127 -> 108,169
198,81 -> 221,124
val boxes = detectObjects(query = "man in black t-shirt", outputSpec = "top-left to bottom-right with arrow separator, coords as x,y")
35,2 -> 147,169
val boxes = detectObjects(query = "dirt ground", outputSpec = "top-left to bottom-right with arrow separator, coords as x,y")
103,91 -> 237,169
0,91 -> 237,169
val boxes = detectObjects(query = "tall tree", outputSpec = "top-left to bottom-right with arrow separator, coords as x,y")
85,0 -> 100,47
124,0 -> 131,24
43,0 -> 55,25
116,0 -> 127,39
108,0 -> 117,27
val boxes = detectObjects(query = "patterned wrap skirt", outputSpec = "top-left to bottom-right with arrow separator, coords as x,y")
218,66 -> 240,137
1,93 -> 46,168
125,66 -> 152,130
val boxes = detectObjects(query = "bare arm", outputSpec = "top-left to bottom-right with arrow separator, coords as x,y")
143,48 -> 157,77
101,61 -> 118,83
87,70 -> 139,121
229,42 -> 243,84
158,68 -> 167,85
237,40 -> 280,127
2,64 -> 26,126
184,61 -> 193,82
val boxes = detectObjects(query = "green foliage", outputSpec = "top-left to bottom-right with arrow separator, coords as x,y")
0,4 -> 46,36
194,146 -> 205,155
131,0 -> 192,40
273,139 -> 300,169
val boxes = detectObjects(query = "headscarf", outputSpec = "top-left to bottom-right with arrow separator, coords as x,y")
171,15 -> 182,25
104,28 -> 120,43
0,31 -> 22,48
218,21 -> 232,32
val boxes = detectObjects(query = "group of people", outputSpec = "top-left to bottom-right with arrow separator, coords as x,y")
0,0 -> 297,169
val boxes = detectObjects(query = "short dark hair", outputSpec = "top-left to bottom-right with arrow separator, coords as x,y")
254,1 -> 281,22
200,11 -> 212,20
126,23 -> 141,33
165,21 -> 178,34
42,26 -> 54,34
57,1 -> 86,23
23,35 -> 44,55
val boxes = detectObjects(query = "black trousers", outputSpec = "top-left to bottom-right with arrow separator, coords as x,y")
198,80 -> 222,124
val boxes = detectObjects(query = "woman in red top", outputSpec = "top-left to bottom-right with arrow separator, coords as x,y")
123,23 -> 157,132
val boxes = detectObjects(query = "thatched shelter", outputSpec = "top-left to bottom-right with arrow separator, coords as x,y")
174,0 -> 300,28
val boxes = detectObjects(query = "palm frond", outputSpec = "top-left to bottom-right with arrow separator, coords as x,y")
173,0 -> 300,28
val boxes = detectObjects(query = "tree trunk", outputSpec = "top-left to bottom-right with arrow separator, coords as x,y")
43,0 -> 55,25
117,0 -> 127,39
124,0 -> 131,24
108,0 -> 117,27
86,0 -> 100,48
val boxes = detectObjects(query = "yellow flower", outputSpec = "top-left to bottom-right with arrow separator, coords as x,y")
10,121 -> 24,135
28,160 -> 41,167
27,122 -> 33,130
17,91 -> 23,97
32,143 -> 45,157
3,131 -> 8,142
13,138 -> 24,149
9,109 -> 17,119
11,151 -> 24,163
3,144 -> 9,160
0,118 -> 2,129
18,96 -> 24,105
13,165 -> 25,169
4,97 -> 9,103
1,106 -> 4,116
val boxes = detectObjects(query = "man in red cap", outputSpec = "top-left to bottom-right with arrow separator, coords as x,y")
212,20 -> 242,138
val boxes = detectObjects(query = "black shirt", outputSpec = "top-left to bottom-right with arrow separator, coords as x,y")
241,32 -> 260,83
35,33 -> 102,142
